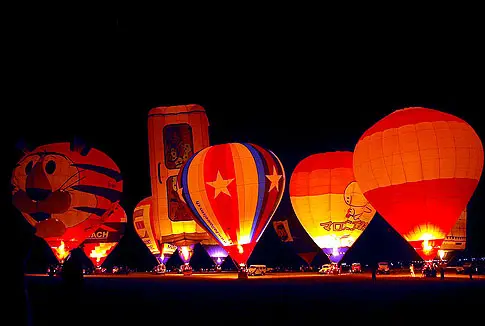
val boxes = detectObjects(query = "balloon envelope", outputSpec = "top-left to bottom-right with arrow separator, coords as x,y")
438,208 -> 467,260
290,151 -> 376,264
148,105 -> 210,248
179,143 -> 285,266
145,104 -> 211,263
353,107 -> 483,260
11,142 -> 123,262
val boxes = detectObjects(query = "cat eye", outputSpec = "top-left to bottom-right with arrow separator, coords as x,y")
45,160 -> 56,174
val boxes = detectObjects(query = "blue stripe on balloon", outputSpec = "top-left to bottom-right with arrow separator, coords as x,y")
255,150 -> 280,242
242,143 -> 265,241
181,151 -> 220,242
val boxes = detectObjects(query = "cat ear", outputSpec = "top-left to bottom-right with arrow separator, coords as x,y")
15,138 -> 31,155
70,136 -> 92,156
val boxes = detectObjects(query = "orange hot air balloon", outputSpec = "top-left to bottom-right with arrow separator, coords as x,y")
353,107 -> 483,261
290,152 -> 376,264
11,141 -> 123,263
179,143 -> 285,270
147,104 -> 210,266
81,202 -> 127,268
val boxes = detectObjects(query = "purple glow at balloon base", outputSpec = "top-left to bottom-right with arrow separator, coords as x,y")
322,247 -> 349,264
203,244 -> 229,266
211,257 -> 227,266
156,254 -> 172,265
178,244 -> 195,264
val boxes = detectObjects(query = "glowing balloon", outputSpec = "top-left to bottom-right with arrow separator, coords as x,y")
290,152 -> 376,264
81,202 -> 127,268
11,141 -> 123,262
353,107 -> 483,260
179,143 -> 285,267
133,197 -> 178,264
438,208 -> 467,260
147,105 -> 211,265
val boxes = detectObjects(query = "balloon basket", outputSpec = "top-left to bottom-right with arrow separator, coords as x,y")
238,270 -> 248,279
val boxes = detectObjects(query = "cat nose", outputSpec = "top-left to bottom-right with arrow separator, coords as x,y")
26,187 -> 51,201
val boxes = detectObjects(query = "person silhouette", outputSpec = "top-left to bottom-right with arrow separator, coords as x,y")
61,246 -> 85,301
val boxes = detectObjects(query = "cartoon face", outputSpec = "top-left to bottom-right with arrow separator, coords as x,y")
11,142 -> 122,239
169,148 -> 178,161
182,143 -> 192,154
344,181 -> 369,207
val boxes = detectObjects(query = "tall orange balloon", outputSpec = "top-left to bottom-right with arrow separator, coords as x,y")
353,107 -> 483,260
179,143 -> 285,267
147,104 -> 210,266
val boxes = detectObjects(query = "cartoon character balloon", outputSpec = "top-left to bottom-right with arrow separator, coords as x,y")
81,202 -> 127,268
178,143 -> 285,269
11,141 -> 123,262
353,107 -> 483,261
290,152 -> 376,264
147,104 -> 211,266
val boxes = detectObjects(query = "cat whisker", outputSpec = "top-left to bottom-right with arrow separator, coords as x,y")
58,169 -> 86,191
61,174 -> 86,192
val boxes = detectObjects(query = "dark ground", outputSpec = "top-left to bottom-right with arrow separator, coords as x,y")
22,273 -> 485,325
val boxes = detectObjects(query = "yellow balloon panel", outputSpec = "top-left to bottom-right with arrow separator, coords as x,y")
133,197 -> 160,256
290,186 -> 375,249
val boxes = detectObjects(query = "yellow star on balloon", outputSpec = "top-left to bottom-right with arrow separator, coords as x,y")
206,171 -> 234,198
266,166 -> 282,192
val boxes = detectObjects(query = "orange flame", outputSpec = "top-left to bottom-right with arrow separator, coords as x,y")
54,241 -> 69,262
89,243 -> 116,262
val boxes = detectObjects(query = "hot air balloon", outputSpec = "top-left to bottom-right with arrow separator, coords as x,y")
179,142 -> 285,277
81,202 -> 127,268
133,197 -> 178,265
11,141 -> 123,263
353,107 -> 483,261
438,208 -> 467,261
147,104 -> 211,268
290,152 -> 376,264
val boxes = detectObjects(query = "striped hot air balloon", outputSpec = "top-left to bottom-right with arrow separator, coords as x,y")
353,107 -> 483,261
178,143 -> 285,268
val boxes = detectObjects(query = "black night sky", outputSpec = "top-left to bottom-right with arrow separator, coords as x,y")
5,15 -> 485,274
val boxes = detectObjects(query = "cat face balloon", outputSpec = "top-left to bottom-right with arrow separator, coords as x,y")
12,141 -> 123,260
